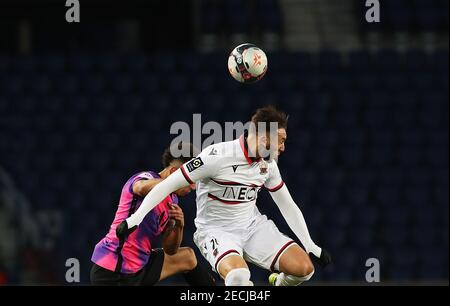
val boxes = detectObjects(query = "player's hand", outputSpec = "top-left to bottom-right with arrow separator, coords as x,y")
116,220 -> 137,240
168,203 -> 184,228
309,248 -> 332,268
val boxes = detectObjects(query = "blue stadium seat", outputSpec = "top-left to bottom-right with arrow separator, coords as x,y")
111,74 -> 134,94
153,54 -> 177,73
225,0 -> 249,34
319,51 -> 343,73
97,55 -> 122,74
256,0 -> 282,32
337,146 -> 364,168
124,54 -> 149,74
67,55 -> 95,75
200,0 -> 224,34
137,74 -> 161,93
426,146 -> 448,167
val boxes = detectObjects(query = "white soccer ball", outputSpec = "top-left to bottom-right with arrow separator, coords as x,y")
228,43 -> 268,83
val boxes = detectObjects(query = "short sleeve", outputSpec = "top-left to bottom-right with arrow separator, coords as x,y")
180,146 -> 221,184
264,161 -> 284,192
128,172 -> 157,194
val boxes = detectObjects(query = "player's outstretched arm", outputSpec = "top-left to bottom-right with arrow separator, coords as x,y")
116,169 -> 190,238
270,184 -> 332,267
132,178 -> 163,197
117,150 -> 218,239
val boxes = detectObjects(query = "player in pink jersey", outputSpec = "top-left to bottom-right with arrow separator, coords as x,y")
91,143 -> 215,286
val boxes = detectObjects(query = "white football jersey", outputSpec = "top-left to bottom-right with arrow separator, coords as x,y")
181,135 -> 284,230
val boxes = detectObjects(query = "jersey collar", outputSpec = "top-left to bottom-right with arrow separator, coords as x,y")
239,132 -> 258,164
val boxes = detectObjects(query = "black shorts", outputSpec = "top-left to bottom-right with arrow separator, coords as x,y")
90,249 -> 165,286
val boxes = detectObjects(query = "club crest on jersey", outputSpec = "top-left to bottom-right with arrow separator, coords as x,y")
186,157 -> 204,172
259,160 -> 268,175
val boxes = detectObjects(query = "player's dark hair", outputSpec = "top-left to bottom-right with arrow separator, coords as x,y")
162,142 -> 196,168
251,105 -> 288,133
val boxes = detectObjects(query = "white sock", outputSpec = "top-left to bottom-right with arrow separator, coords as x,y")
275,271 -> 314,286
225,268 -> 253,286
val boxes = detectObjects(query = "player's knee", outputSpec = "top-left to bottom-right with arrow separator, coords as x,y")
292,260 -> 314,277
303,261 -> 315,276
183,247 -> 198,271
224,268 -> 252,286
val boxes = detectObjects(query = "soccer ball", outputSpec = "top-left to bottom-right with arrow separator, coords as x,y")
228,43 -> 268,83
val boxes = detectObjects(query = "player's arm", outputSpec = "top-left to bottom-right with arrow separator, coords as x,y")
123,169 -> 189,231
265,162 -> 331,267
161,203 -> 184,255
269,183 -> 320,255
117,152 -> 219,238
132,178 -> 163,197
269,184 -> 332,267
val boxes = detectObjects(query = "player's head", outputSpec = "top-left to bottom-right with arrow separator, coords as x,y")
249,105 -> 288,160
162,142 -> 197,196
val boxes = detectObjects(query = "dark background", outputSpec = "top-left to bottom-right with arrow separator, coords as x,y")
0,0 -> 448,285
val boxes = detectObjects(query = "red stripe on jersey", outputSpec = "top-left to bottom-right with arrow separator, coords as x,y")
180,166 -> 194,184
266,180 -> 284,192
211,179 -> 263,188
270,241 -> 296,272
215,250 -> 240,272
207,193 -> 252,205
239,135 -> 253,165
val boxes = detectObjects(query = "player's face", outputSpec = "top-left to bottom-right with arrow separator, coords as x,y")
277,128 -> 287,157
258,128 -> 287,160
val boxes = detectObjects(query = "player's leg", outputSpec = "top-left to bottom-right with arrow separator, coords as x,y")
194,229 -> 252,286
90,264 -> 121,285
138,247 -> 215,285
158,247 -> 197,280
217,255 -> 253,286
271,244 -> 315,286
243,217 -> 314,286
159,247 -> 216,285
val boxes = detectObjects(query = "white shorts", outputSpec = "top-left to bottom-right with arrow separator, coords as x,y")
193,216 -> 296,274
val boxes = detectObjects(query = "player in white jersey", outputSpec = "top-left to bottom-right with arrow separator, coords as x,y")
117,106 -> 331,286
